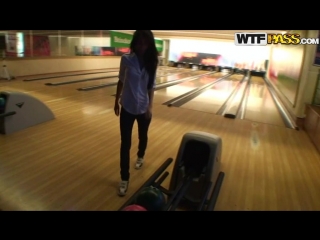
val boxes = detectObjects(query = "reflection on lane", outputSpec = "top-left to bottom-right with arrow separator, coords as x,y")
156,70 -> 209,84
244,76 -> 285,127
154,72 -> 227,103
48,69 -> 202,91
41,72 -> 118,84
178,74 -> 245,114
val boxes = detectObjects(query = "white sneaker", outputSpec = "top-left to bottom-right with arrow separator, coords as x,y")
118,180 -> 128,196
135,157 -> 144,169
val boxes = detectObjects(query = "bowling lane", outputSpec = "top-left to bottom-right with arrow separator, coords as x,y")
49,68 -> 207,91
38,71 -> 119,84
244,76 -> 286,127
0,67 -> 201,104
157,67 -> 187,76
24,67 -> 181,89
20,65 -> 174,83
39,66 -> 196,86
154,72 -> 228,104
158,66 -> 180,71
177,74 -> 245,113
156,69 -> 209,84
21,68 -> 119,80
157,67 -> 184,74
3,68 -> 207,103
23,65 -> 178,83
31,66 -> 180,85
16,70 -> 200,95
157,68 -> 200,79
36,70 -> 211,111
16,69 -> 207,101
87,69 -> 211,98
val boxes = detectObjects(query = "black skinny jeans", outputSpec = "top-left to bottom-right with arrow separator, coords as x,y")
120,107 -> 151,181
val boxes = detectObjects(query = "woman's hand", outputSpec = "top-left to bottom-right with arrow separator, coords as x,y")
145,106 -> 152,119
114,101 -> 120,116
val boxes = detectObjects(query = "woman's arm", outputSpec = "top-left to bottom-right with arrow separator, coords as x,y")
148,69 -> 157,109
115,56 -> 125,104
115,81 -> 123,104
148,88 -> 154,109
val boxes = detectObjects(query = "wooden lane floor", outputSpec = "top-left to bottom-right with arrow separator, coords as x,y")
0,71 -> 116,99
153,72 -> 227,104
16,67 -> 183,86
155,69 -> 207,84
0,69 -> 209,105
0,70 -> 212,130
20,68 -> 119,80
16,65 -> 172,82
243,76 -> 285,127
176,74 -> 244,113
156,67 -> 187,76
167,74 -> 286,128
157,67 -> 185,73
29,71 -> 118,84
157,66 -> 182,72
1,90 -> 320,210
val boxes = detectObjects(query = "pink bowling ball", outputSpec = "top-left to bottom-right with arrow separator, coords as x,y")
122,204 -> 147,211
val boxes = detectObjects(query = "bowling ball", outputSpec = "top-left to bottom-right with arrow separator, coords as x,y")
122,204 -> 147,211
0,97 -> 5,107
0,97 -> 5,113
135,186 -> 166,211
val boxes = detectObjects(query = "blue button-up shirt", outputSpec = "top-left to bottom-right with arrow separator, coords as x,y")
119,53 -> 156,115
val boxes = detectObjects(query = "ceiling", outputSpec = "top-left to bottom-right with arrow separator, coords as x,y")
1,30 -> 287,41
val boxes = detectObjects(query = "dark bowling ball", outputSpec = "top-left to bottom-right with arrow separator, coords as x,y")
0,97 -> 5,113
0,97 -> 5,107
135,186 -> 166,211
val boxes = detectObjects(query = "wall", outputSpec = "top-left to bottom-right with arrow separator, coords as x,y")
6,57 -> 121,77
4,33 -> 167,77
160,39 -> 170,65
48,37 -> 111,56
295,30 -> 320,117
267,31 -> 305,106
266,30 -> 320,119
312,70 -> 320,104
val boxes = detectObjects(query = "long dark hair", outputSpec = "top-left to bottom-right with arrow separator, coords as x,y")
130,30 -> 159,89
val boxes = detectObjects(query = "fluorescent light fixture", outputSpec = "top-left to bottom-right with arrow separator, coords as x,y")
48,35 -> 67,37
150,30 -> 234,36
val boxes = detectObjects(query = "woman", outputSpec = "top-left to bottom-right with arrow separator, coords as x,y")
114,30 -> 159,196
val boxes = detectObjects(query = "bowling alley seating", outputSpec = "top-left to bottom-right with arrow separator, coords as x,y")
119,131 -> 225,211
